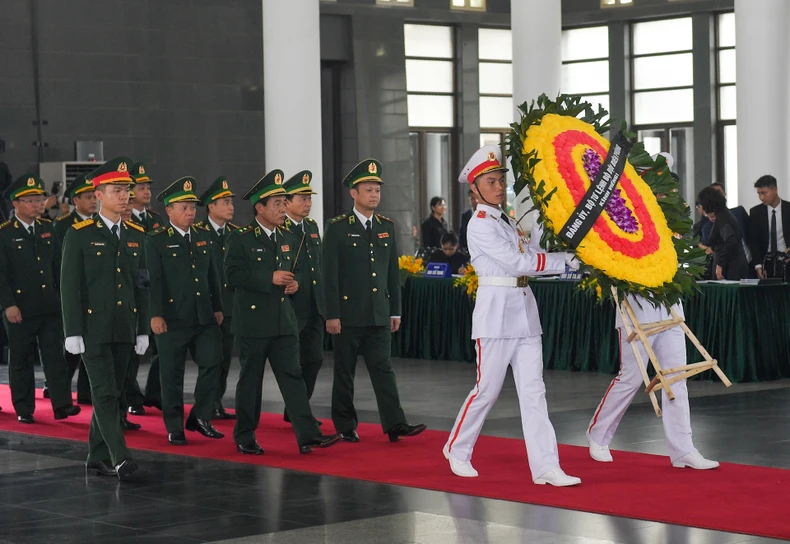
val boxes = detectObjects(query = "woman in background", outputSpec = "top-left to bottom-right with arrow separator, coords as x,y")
421,196 -> 448,249
697,186 -> 749,280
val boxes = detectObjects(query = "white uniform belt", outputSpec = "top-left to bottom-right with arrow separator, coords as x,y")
478,276 -> 529,288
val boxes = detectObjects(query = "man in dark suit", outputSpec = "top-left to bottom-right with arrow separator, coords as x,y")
458,189 -> 478,252
749,175 -> 790,280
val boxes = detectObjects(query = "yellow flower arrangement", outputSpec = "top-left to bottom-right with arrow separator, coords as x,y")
524,114 -> 678,288
398,255 -> 425,275
453,264 -> 478,300
507,94 -> 705,308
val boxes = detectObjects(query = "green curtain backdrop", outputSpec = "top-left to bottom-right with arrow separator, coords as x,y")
390,277 -> 790,383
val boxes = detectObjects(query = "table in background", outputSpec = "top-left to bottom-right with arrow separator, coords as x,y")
394,277 -> 790,383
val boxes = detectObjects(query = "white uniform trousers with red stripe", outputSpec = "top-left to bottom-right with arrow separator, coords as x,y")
444,335 -> 560,480
587,326 -> 697,462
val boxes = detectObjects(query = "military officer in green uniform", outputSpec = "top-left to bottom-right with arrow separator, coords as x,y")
224,170 -> 340,455
0,175 -> 81,423
126,161 -> 164,414
323,159 -> 426,443
282,170 -> 325,423
147,177 -> 224,446
61,157 -> 149,480
196,176 -> 238,420
53,174 -> 97,405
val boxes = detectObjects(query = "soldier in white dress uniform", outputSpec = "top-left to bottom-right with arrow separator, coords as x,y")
442,145 -> 582,487
587,295 -> 719,469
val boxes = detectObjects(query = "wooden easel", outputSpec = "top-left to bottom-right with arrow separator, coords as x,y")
612,289 -> 732,417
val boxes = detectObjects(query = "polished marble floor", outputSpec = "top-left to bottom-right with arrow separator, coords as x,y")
0,355 -> 788,543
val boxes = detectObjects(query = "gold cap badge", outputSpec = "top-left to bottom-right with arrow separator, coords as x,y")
118,162 -> 128,173
302,173 -> 310,184
274,173 -> 283,185
183,180 -> 193,191
139,165 -> 146,174
26,178 -> 35,187
487,151 -> 496,162
222,180 -> 228,189
368,162 -> 377,174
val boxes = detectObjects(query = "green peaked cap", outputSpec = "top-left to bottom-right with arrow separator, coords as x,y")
3,174 -> 46,201
343,159 -> 383,188
283,170 -> 317,195
242,170 -> 286,205
157,176 -> 200,206
130,162 -> 152,184
85,157 -> 134,187
198,176 -> 235,206
66,174 -> 95,199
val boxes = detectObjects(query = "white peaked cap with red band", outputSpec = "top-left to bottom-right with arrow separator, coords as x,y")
458,145 -> 509,184
651,151 -> 674,170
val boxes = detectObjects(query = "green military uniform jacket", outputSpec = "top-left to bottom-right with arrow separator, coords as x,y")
283,216 -> 324,320
129,208 -> 164,232
60,217 -> 150,342
53,211 -> 91,245
0,217 -> 61,318
196,219 -> 238,319
224,222 -> 298,338
146,223 -> 222,328
322,211 -> 401,327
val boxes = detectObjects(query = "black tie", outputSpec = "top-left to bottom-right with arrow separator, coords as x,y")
500,212 -> 513,228
217,227 -> 224,237
27,225 -> 34,236
771,209 -> 778,254
293,222 -> 303,236
270,232 -> 276,244
365,220 -> 372,240
184,232 -> 191,247
111,225 -> 119,239
140,211 -> 147,223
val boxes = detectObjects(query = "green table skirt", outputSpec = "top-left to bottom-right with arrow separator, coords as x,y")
390,277 -> 790,383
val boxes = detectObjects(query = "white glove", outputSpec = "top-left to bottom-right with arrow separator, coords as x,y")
564,253 -> 581,271
65,336 -> 85,355
134,335 -> 149,355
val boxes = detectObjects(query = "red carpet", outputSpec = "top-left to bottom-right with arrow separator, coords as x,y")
0,386 -> 788,541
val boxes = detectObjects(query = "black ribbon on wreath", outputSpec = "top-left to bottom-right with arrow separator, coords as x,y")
558,131 -> 634,248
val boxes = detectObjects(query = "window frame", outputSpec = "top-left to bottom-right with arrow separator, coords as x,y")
630,16 -> 695,129
715,11 -> 736,196
478,27 -> 513,131
561,25 -> 611,115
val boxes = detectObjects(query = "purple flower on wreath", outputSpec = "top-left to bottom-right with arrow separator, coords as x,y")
582,148 -> 639,234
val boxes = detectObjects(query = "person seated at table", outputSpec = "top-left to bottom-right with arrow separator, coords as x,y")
697,186 -> 749,280
421,196 -> 449,250
428,232 -> 470,275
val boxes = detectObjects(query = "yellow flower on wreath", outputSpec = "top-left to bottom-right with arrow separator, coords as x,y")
523,114 -> 677,287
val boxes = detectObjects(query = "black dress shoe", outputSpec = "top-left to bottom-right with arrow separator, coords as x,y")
85,460 -> 116,476
185,416 -> 224,439
168,431 -> 188,445
340,430 -> 360,442
236,440 -> 264,455
115,459 -> 138,481
54,405 -> 81,420
143,398 -> 162,410
299,433 -> 341,454
76,397 -> 92,406
213,406 -> 236,420
17,414 -> 34,424
128,405 -> 145,416
42,387 -> 50,399
387,422 -> 427,442
121,418 -> 141,431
